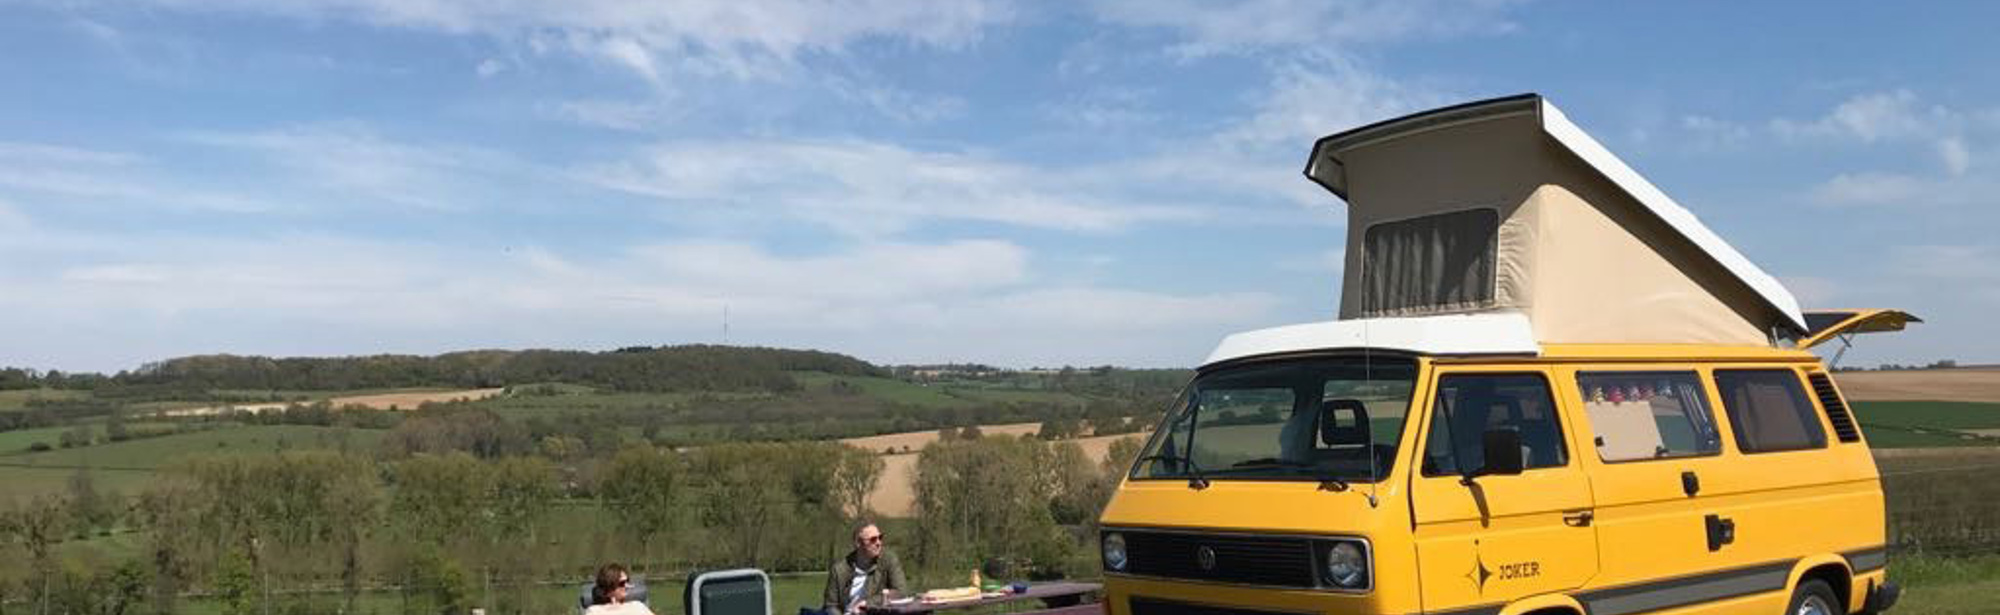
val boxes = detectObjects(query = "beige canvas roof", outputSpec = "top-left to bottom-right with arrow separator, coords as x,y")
1303,94 -> 1807,347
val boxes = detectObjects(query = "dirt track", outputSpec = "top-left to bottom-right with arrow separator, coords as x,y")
840,422 -> 1044,454
857,429 -> 1145,517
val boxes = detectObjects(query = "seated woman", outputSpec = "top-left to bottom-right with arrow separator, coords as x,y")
587,563 -> 656,615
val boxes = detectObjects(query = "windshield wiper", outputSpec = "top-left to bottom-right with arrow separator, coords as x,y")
1229,458 -> 1351,492
1136,453 -> 1210,490
1228,458 -> 1312,469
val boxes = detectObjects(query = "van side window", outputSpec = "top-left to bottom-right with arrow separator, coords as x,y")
1713,369 -> 1828,453
1576,372 -> 1722,462
1422,373 -> 1568,476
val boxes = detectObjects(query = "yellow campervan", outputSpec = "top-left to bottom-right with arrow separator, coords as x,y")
1097,95 -> 1913,615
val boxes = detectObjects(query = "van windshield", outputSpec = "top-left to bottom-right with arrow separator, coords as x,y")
1132,356 -> 1417,482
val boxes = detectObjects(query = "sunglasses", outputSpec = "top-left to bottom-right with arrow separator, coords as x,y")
861,535 -> 885,544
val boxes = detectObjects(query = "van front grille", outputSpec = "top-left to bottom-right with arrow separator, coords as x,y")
1119,530 -> 1317,588
1809,373 -> 1862,443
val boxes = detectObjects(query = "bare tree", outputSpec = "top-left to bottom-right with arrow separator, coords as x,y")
830,446 -> 886,521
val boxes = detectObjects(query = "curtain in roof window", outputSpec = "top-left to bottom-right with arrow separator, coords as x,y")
1360,208 -> 1499,316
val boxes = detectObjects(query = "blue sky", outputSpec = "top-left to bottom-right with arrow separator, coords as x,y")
2,1 -> 1995,373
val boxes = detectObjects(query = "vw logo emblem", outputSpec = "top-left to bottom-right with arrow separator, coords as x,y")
1196,546 -> 1217,571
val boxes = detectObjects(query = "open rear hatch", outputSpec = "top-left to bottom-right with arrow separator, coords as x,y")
1796,309 -> 1923,362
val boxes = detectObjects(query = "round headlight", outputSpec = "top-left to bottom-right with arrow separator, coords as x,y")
1323,541 -> 1366,588
1102,533 -> 1128,571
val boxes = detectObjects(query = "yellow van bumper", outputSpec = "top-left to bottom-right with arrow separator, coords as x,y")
1105,575 -> 1409,615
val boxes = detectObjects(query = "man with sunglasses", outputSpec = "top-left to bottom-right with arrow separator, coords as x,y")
822,521 -> 908,615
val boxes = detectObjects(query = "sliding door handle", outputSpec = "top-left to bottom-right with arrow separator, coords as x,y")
1705,514 -> 1736,551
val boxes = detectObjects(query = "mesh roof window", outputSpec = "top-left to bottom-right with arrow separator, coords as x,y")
1359,208 -> 1498,316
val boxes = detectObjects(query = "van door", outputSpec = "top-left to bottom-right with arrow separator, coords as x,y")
1558,367 -> 1761,614
1409,368 -> 1598,613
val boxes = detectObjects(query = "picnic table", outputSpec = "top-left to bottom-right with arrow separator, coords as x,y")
864,582 -> 1102,615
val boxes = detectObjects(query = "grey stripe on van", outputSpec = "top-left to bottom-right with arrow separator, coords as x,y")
1845,546 -> 1889,573
1423,604 -> 1502,615
1575,560 -> 1795,615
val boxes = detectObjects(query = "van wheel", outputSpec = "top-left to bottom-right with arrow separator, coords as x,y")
1788,579 -> 1840,615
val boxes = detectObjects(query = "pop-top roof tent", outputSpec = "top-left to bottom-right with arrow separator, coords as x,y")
1207,94 -> 1860,367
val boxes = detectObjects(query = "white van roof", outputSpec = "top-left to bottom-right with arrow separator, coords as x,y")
1202,313 -> 1538,367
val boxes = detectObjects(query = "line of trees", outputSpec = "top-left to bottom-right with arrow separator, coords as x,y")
111,346 -> 885,394
0,434 -> 1147,615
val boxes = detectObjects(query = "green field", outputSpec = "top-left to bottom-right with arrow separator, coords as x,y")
476,388 -> 765,421
792,372 -> 973,408
1861,426 -> 1992,448
1852,401 -> 2000,431
1,425 -> 383,472
943,387 -> 1091,407
1851,401 -> 2000,448
0,387 -> 89,410
0,424 -> 80,453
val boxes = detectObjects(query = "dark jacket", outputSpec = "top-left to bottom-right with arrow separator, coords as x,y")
822,549 -> 908,615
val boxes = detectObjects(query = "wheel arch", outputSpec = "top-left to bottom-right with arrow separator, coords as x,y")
1787,555 -> 1854,612
1497,592 -> 1586,615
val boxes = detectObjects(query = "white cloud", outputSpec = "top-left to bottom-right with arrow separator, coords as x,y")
103,0 -> 1012,80
823,78 -> 968,124
0,199 -> 30,231
61,264 -> 174,284
545,99 -> 675,131
1280,249 -> 1345,276
184,124 -> 519,210
1086,0 -> 1518,56
1771,90 -> 1997,206
1089,56 -> 1445,216
1809,172 -> 1934,207
1771,90 -> 1945,143
0,231 -> 1276,371
1807,163 -> 1993,208
0,141 -> 274,213
627,240 -> 1029,301
586,35 -> 663,84
475,57 -> 505,77
1777,275 -> 1839,307
575,139 -> 1208,236
1041,87 -> 1161,129
1938,136 -> 1971,176
1887,245 -> 2000,283
1220,56 -> 1442,149
1677,115 -> 1752,150
969,288 -> 1278,331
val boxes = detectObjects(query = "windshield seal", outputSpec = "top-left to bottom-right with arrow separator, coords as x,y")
1127,353 -> 1419,484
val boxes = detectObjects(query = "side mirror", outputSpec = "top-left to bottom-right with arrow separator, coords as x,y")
1461,429 -> 1523,484
1318,400 -> 1370,446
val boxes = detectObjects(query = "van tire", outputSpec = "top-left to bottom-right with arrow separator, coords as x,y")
1787,579 -> 1840,615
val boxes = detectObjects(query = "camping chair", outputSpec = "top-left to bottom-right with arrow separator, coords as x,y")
684,569 -> 771,615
